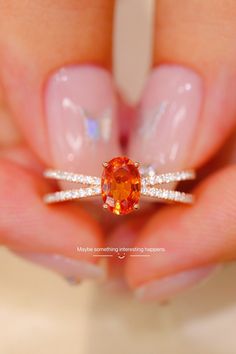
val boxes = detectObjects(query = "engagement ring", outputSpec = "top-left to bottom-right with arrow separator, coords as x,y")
44,156 -> 195,215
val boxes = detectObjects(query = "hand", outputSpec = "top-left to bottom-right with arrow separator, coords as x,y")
0,0 -> 235,301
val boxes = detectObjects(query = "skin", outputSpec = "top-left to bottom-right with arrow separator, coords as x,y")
0,0 -> 236,296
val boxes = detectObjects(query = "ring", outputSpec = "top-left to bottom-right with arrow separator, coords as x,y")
43,156 -> 195,215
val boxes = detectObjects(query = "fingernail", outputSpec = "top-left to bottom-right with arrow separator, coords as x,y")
17,252 -> 104,282
45,65 -> 120,174
134,265 -> 219,302
129,65 -> 202,171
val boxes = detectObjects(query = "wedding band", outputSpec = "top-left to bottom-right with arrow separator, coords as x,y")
43,156 -> 195,215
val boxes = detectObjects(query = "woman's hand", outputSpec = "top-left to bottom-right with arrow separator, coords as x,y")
0,0 -> 236,300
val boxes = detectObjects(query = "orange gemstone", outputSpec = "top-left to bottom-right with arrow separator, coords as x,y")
101,157 -> 141,215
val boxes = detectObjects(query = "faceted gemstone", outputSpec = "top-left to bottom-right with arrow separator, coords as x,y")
101,157 -> 141,215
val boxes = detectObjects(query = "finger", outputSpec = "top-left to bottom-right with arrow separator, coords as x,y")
129,0 -> 236,172
0,0 -> 121,175
213,128 -> 236,167
125,165 -> 236,301
0,0 -> 116,279
0,1 -> 119,276
126,0 -> 236,301
0,86 -> 21,146
0,155 -> 104,283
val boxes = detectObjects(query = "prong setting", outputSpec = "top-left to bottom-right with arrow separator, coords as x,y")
103,162 -> 108,168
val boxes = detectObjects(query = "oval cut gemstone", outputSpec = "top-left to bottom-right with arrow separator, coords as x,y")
101,157 -> 141,215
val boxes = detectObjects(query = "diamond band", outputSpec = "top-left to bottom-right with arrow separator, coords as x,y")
44,186 -> 101,204
44,170 -> 101,185
141,186 -> 194,204
44,157 -> 195,215
142,170 -> 195,186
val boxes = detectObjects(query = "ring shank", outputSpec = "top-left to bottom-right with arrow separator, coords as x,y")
43,169 -> 195,205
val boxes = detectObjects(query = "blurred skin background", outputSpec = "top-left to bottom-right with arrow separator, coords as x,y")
0,1 -> 236,353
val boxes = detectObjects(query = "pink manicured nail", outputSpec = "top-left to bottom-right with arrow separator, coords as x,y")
129,65 -> 202,172
134,265 -> 219,302
17,253 -> 104,283
45,65 -> 120,174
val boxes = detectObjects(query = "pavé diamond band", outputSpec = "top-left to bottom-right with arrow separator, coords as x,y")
43,156 -> 196,215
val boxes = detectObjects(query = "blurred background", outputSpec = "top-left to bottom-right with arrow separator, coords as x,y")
0,1 -> 236,353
